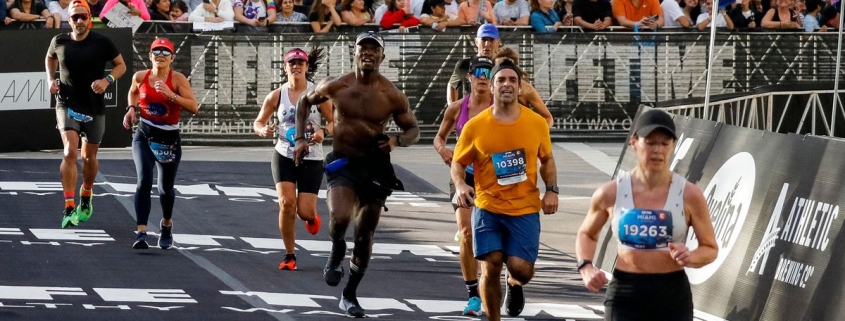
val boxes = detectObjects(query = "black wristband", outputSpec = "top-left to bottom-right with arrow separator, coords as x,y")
322,127 -> 329,137
126,104 -> 136,111
294,136 -> 306,142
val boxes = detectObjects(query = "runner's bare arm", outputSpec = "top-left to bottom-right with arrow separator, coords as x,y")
433,101 -> 461,166
390,90 -> 419,148
254,89 -> 280,137
318,100 -> 334,135
127,71 -> 145,107
296,76 -> 335,140
172,72 -> 198,114
683,182 -> 718,268
109,54 -> 127,81
523,82 -> 554,127
576,182 -> 613,292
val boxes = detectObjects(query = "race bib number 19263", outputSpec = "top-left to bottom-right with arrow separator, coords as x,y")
618,208 -> 674,249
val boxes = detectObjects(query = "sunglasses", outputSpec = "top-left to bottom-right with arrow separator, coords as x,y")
151,49 -> 173,57
70,13 -> 89,21
472,67 -> 491,79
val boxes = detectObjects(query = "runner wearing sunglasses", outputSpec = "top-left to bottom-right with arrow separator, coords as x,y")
123,38 -> 199,249
45,0 -> 126,229
432,55 -> 494,316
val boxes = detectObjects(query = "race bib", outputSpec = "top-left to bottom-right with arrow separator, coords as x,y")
491,148 -> 527,185
149,141 -> 177,164
284,123 -> 315,145
146,102 -> 168,117
617,208 -> 673,249
68,108 -> 93,123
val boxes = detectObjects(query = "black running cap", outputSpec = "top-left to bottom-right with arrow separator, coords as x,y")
634,109 -> 677,140
356,31 -> 385,48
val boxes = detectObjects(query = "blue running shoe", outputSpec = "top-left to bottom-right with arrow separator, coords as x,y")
133,231 -> 149,250
158,223 -> 173,250
462,296 -> 482,316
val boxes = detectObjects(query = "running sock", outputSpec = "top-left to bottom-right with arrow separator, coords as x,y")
465,280 -> 479,299
284,253 -> 296,261
80,183 -> 93,205
64,191 -> 75,210
329,238 -> 347,267
343,262 -> 365,299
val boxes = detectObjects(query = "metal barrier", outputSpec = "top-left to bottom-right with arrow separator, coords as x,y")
9,21 -> 838,144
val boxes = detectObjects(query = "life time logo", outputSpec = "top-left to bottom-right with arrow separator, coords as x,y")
686,152 -> 756,285
746,183 -> 840,288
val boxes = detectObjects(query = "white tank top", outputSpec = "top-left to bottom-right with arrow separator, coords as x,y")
274,82 -> 325,161
611,170 -> 688,251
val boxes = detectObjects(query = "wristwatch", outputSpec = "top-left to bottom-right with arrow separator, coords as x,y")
576,259 -> 592,271
546,185 -> 559,194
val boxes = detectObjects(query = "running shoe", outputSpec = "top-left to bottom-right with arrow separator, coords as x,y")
158,222 -> 173,250
279,256 -> 297,271
305,213 -> 321,235
454,230 -> 461,242
339,292 -> 365,318
505,283 -> 524,317
61,206 -> 78,228
76,190 -> 93,222
462,296 -> 482,316
133,231 -> 149,250
324,262 -> 344,286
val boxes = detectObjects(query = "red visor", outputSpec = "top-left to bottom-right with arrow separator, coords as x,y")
150,38 -> 175,52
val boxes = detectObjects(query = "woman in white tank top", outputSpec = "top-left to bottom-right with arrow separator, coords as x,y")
575,109 -> 718,321
252,48 -> 334,271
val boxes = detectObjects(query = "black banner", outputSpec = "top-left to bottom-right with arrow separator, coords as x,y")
0,28 -> 133,152
604,108 -> 845,320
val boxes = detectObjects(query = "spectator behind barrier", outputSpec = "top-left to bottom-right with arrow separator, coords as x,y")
419,0 -> 464,30
529,0 -> 561,32
402,0 -> 425,17
277,0 -> 307,21
695,0 -> 734,30
288,0 -> 308,14
149,0 -> 172,20
189,0 -> 234,22
10,0 -> 57,28
802,0 -> 822,31
818,0 -> 839,29
612,0 -> 662,29
728,0 -> 760,29
661,0 -> 693,27
88,0 -> 105,17
0,0 -> 9,25
380,0 -> 419,30
458,0 -> 496,25
554,0 -> 573,26
340,0 -> 372,25
100,0 -> 150,20
48,0 -> 70,27
761,0 -> 801,29
170,0 -> 189,20
373,0 -> 386,23
308,0 -> 342,32
572,0 -> 613,30
493,0 -> 529,26
234,0 -> 277,30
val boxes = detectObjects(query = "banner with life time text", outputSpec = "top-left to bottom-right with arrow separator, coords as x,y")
603,106 -> 845,320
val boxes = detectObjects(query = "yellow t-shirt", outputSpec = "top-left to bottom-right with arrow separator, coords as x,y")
453,106 -> 552,216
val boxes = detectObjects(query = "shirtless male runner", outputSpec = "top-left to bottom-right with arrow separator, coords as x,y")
293,31 -> 420,318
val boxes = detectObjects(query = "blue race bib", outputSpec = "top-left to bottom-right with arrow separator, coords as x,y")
491,148 -> 527,185
149,141 -> 177,164
68,108 -> 93,123
147,102 -> 168,117
617,208 -> 673,249
285,124 -> 316,145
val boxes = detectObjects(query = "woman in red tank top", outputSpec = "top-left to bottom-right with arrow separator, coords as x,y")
122,38 -> 199,250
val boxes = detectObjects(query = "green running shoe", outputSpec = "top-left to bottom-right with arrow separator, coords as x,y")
76,196 -> 93,223
61,206 -> 78,228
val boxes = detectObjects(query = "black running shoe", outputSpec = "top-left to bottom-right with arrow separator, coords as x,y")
506,283 -> 524,317
324,262 -> 344,287
339,292 -> 365,318
133,231 -> 149,250
158,223 -> 173,250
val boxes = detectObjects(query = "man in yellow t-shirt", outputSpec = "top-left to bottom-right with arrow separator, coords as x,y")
451,60 -> 559,320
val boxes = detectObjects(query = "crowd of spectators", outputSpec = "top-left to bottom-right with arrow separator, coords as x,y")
0,0 -> 840,31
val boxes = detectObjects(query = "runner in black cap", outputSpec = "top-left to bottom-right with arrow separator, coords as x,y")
576,108 -> 718,321
293,30 -> 420,318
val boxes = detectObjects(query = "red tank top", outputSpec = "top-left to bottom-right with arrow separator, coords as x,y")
139,70 -> 181,126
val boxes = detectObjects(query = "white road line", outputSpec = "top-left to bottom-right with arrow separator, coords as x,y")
557,143 -> 618,176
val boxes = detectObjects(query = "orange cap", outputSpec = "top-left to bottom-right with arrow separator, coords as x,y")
68,0 -> 91,15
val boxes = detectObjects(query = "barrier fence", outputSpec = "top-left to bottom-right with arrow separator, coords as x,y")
3,25 -> 845,147
596,106 -> 845,320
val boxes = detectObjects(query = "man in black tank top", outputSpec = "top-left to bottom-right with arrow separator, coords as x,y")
46,0 -> 126,228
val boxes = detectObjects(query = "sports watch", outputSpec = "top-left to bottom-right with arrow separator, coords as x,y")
576,259 -> 593,271
546,185 -> 559,194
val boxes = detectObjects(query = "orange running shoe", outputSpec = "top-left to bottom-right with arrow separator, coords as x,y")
279,254 -> 297,270
305,213 -> 321,235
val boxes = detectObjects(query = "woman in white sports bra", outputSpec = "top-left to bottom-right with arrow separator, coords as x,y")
575,109 -> 718,321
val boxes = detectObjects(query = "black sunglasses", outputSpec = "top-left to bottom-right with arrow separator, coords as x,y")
70,14 -> 89,21
151,49 -> 173,57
